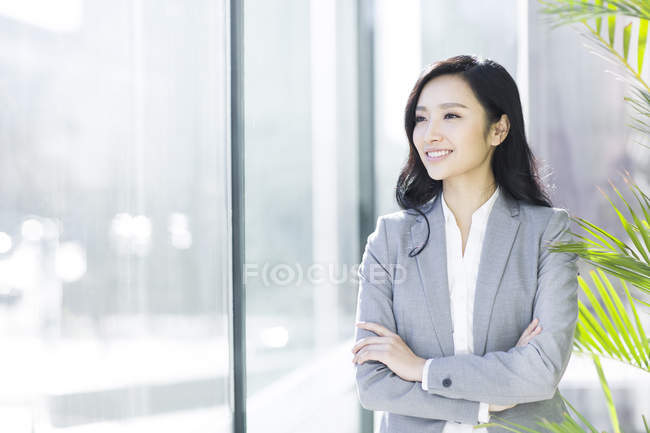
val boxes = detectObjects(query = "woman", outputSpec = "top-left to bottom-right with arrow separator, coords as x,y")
350,55 -> 578,433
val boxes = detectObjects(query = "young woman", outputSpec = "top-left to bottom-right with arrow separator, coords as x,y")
350,55 -> 579,433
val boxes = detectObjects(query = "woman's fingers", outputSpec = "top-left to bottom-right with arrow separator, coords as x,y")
518,328 -> 541,346
351,336 -> 385,355
516,319 -> 542,347
525,318 -> 539,334
355,321 -> 396,337
522,318 -> 541,338
489,403 -> 516,412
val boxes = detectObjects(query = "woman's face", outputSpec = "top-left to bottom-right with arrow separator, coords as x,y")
412,74 -> 503,182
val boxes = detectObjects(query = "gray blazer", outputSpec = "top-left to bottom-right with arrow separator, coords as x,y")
353,189 -> 579,433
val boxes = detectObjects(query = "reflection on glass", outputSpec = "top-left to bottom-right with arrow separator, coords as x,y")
0,1 -> 231,431
244,0 -> 360,432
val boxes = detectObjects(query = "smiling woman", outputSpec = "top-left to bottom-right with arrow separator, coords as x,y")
353,55 -> 580,433
397,55 -> 551,258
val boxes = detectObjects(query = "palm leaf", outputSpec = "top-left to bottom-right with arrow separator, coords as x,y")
541,2 -> 650,128
623,85 -> 650,139
573,270 -> 650,371
600,182 -> 650,263
568,216 -> 635,256
538,0 -> 650,27
608,6 -> 617,46
624,21 -> 632,60
592,354 -> 622,433
562,396 -> 601,433
547,174 -> 650,297
622,169 -> 650,223
549,240 -> 650,294
634,294 -> 650,307
638,18 -> 648,73
597,0 -> 604,34
622,278 -> 650,361
601,270 -> 647,365
591,271 -> 636,363
538,1 -> 650,137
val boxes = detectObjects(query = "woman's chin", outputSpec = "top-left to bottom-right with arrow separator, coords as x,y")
425,169 -> 447,181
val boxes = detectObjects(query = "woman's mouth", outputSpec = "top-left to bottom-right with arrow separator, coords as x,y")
425,149 -> 453,162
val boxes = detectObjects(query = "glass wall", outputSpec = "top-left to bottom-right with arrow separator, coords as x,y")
1,1 -> 647,433
243,0 -> 360,432
0,0 -> 232,431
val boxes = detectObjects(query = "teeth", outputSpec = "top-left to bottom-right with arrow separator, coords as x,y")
427,150 -> 452,158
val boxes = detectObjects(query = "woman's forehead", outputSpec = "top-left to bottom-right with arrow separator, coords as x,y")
418,76 -> 477,107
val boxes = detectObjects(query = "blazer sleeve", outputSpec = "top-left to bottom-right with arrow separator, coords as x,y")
354,215 -> 483,424
422,209 -> 579,405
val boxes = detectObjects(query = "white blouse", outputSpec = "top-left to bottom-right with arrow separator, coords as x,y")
420,185 -> 501,428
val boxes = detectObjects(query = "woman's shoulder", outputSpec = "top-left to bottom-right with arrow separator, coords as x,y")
365,206 -> 424,249
373,208 -> 419,235
518,201 -> 572,233
375,199 -> 432,229
518,200 -> 570,217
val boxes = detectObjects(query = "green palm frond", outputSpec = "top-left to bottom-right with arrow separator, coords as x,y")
538,1 -> 650,135
601,180 -> 650,263
624,85 -> 650,142
538,0 -> 650,28
622,168 -> 650,222
592,354 -> 622,433
529,4 -> 649,433
547,173 -> 650,297
572,269 -> 650,372
578,18 -> 650,131
548,233 -> 650,294
578,19 -> 648,86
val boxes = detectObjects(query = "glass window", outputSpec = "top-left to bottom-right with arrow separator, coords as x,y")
0,1 -> 232,431
243,0 -> 360,432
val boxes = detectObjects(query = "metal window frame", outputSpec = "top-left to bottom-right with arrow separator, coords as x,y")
229,0 -> 246,432
357,0 -> 376,432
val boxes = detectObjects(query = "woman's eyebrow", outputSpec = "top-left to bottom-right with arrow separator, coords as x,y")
416,102 -> 469,111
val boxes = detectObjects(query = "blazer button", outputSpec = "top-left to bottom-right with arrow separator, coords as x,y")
442,378 -> 452,387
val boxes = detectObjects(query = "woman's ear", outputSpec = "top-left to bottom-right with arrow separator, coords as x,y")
491,114 -> 510,147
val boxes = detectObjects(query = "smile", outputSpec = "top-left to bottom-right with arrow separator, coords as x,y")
425,149 -> 453,162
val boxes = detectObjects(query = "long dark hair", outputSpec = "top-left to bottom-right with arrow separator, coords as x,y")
398,54 -> 552,257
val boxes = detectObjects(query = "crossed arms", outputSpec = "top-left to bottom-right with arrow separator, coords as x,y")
353,210 -> 579,422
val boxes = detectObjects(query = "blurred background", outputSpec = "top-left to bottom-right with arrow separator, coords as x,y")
0,0 -> 648,432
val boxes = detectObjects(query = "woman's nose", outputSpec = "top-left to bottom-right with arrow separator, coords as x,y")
424,123 -> 443,142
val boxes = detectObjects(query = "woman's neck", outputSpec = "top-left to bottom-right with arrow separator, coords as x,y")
441,180 -> 498,222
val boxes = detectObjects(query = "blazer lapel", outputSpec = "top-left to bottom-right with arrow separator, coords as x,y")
409,189 -> 520,358
410,193 -> 454,357
472,190 -> 520,355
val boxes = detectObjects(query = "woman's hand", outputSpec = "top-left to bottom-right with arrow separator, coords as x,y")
515,317 -> 542,348
351,322 -> 426,382
488,317 -> 543,413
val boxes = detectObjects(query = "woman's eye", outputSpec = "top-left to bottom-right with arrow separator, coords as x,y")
415,113 -> 459,123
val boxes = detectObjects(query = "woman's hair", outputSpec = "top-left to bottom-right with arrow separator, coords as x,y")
398,54 -> 552,257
